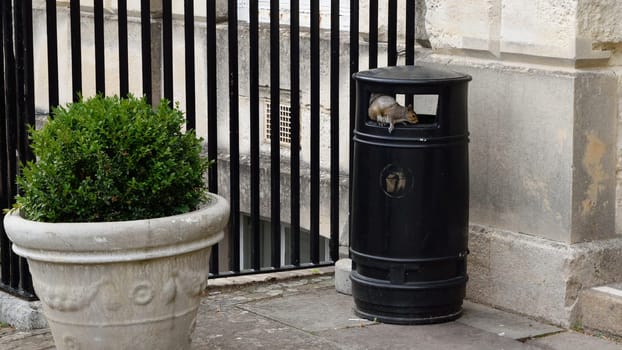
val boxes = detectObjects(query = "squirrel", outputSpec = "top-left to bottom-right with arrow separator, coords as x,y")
368,93 -> 418,133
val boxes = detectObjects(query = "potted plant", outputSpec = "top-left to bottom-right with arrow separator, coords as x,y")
3,95 -> 229,350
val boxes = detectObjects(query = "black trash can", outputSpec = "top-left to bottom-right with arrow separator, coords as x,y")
350,65 -> 471,325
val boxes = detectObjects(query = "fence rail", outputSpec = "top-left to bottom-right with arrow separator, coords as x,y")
0,0 -> 416,299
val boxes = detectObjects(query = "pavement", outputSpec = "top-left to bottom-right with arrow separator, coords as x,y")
1,268 -> 622,350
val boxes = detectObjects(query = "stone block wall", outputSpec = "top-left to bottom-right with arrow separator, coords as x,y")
417,0 -> 622,326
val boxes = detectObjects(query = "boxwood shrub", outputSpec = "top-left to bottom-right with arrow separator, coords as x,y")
15,95 -> 210,222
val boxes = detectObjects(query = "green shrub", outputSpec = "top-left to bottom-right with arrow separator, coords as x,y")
15,94 -> 210,222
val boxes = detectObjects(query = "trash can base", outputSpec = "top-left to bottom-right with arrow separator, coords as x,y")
353,306 -> 462,325
350,271 -> 465,325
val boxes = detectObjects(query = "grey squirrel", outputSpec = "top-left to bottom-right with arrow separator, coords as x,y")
368,93 -> 418,133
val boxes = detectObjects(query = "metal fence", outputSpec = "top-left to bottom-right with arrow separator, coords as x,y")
0,0 -> 416,299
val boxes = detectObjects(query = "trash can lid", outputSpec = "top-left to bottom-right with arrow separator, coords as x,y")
353,65 -> 471,85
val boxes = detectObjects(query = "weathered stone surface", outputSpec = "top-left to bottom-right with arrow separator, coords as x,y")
0,328 -> 55,350
577,0 -> 622,46
458,301 -> 562,340
239,288 -> 373,332
418,55 -> 618,244
467,226 -> 622,327
424,0 -> 613,60
425,0 -> 500,53
319,321 -> 544,350
580,284 -> 622,337
0,292 -> 47,331
526,331 -> 622,350
334,258 -> 352,295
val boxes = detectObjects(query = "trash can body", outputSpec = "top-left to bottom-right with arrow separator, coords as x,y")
350,65 -> 471,325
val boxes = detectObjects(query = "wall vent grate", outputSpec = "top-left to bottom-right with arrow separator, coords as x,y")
265,102 -> 292,145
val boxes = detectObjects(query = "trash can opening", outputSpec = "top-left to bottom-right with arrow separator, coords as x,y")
367,93 -> 439,133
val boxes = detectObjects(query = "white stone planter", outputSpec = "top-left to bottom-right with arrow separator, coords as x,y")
3,194 -> 229,350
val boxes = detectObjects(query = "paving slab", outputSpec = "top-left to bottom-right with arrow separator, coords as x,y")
318,321 -> 543,350
238,288 -> 375,333
458,300 -> 563,340
525,331 -> 622,350
0,328 -> 55,350
238,286 -> 541,350
192,304 -> 342,350
3,273 -> 622,350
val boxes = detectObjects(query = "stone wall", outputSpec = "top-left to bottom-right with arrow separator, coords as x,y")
417,0 -> 622,326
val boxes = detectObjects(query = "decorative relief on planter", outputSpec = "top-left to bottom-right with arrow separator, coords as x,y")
162,278 -> 178,304
176,270 -> 208,297
36,269 -> 207,311
163,270 -> 208,304
63,335 -> 81,350
131,281 -> 155,305
36,278 -> 108,312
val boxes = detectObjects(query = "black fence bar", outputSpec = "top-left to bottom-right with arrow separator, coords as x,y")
249,0 -> 261,270
206,0 -> 219,274
118,0 -> 129,97
46,0 -> 58,110
3,0 -> 19,291
289,0 -> 301,267
387,0 -> 397,66
309,0 -> 320,264
406,0 -> 415,65
14,0 -> 26,161
348,0 -> 359,260
329,0 -> 339,262
405,0 -> 415,107
184,0 -> 195,130
70,0 -> 81,101
0,0 -> 9,289
228,0 -> 241,273
269,0 -> 280,268
20,0 -> 35,160
94,0 -> 105,94
368,0 -> 378,69
140,0 -> 152,104
14,0 -> 34,295
162,0 -> 173,103
206,2 -> 218,194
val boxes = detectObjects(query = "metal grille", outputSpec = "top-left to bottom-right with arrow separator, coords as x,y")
1,0 -> 417,297
265,102 -> 292,145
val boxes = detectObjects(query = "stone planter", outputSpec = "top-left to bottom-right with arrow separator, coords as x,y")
3,194 -> 229,350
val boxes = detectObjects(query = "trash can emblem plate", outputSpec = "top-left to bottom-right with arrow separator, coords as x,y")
380,164 -> 414,198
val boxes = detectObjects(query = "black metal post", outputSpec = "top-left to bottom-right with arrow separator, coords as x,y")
310,0 -> 320,264
269,0 -> 281,268
184,0 -> 196,130
206,0 -> 219,274
46,0 -> 58,109
329,0 -> 340,262
368,0 -> 378,69
141,0 -> 152,104
289,0 -> 301,267
228,0 -> 241,273
118,0 -> 129,97
70,0 -> 82,101
249,0 -> 261,270
162,0 -> 173,104
94,0 -> 105,94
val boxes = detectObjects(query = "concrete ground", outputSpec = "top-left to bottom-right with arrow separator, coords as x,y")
1,269 -> 622,350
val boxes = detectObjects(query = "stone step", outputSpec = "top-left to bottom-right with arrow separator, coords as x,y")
580,284 -> 622,337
